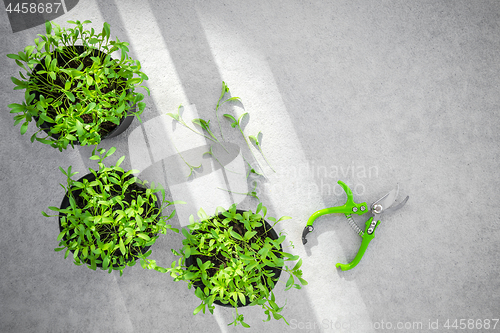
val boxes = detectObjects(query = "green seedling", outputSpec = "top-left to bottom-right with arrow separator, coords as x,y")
42,146 -> 183,275
249,132 -> 275,172
215,81 -> 241,140
7,20 -> 149,151
167,203 -> 307,327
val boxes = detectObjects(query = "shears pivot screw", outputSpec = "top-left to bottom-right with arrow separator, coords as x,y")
352,207 -> 358,212
360,206 -> 366,211
373,204 -> 382,214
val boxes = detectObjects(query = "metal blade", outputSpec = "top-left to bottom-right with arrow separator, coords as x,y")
371,184 -> 399,213
384,195 -> 409,214
302,225 -> 314,245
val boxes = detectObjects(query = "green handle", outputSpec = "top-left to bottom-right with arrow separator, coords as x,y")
336,217 -> 380,271
306,206 -> 351,226
306,181 -> 368,226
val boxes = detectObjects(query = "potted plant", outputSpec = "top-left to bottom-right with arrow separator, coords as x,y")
168,203 -> 307,327
42,147 -> 181,275
7,20 -> 149,151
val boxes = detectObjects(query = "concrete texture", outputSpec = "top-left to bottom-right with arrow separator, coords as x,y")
1,1 -> 499,332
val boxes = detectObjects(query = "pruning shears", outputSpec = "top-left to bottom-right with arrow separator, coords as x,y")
302,181 -> 409,271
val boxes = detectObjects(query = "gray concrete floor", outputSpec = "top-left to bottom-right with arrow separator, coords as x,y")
1,1 -> 499,332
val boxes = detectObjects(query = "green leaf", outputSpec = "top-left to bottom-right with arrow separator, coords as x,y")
277,216 -> 292,222
292,258 -> 303,271
274,235 -> 286,245
64,91 -> 75,102
7,53 -> 22,60
119,238 -> 126,255
103,22 -> 111,39
20,122 -> 28,135
115,155 -> 125,168
103,256 -> 110,269
50,58 -> 57,70
40,113 -> 55,123
167,112 -> 179,121
286,274 -> 294,288
184,245 -> 191,258
136,215 -> 143,230
104,146 -> 116,158
75,120 -> 84,137
282,252 -> 300,260
225,97 -> 241,103
239,253 -> 254,261
73,248 -> 79,260
243,230 -> 257,241
24,45 -> 35,57
192,118 -> 209,130
57,231 -> 66,241
238,292 -> 246,305
37,41 -> 46,52
113,103 -> 125,117
45,21 -> 52,35
229,229 -> 243,241
138,102 -> 146,112
193,303 -> 205,315
137,233 -> 150,241
249,135 -> 258,146
223,114 -> 237,125
11,77 -> 25,87
238,112 -> 248,125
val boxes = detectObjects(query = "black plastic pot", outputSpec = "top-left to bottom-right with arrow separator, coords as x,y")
31,45 -> 135,145
58,172 -> 161,269
185,209 -> 283,308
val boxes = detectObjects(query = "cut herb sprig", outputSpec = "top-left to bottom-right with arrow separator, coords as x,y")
223,112 -> 267,175
167,105 -> 228,153
215,81 -> 241,141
